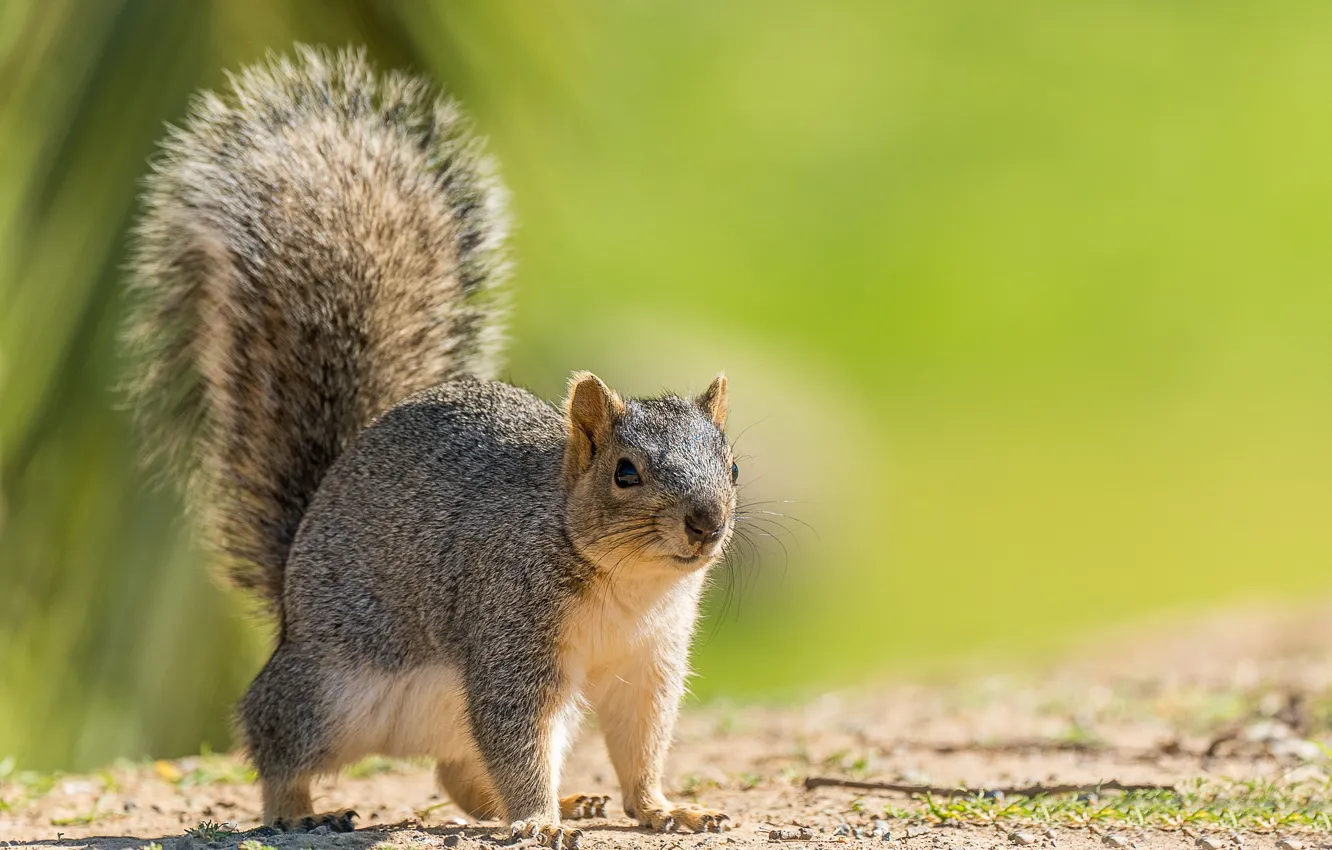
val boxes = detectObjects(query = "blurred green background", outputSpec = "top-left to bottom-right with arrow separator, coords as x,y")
5,0 -> 1332,771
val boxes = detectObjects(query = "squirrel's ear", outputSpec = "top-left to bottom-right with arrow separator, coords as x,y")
696,373 -> 729,430
563,371 -> 625,486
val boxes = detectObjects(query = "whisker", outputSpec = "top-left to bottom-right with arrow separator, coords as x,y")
733,523 -> 791,578
728,418 -> 769,450
750,509 -> 819,538
734,517 -> 802,553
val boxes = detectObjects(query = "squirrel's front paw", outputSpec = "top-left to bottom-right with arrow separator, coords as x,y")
634,804 -> 732,834
559,794 -> 609,819
272,809 -> 358,833
510,819 -> 584,849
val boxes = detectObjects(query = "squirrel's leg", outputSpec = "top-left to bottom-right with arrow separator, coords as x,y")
435,756 -> 606,822
240,643 -> 355,830
592,644 -> 731,834
435,757 -> 502,820
261,779 -> 355,833
466,664 -> 583,849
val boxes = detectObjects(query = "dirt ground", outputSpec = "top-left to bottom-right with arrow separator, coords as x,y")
6,602 -> 1332,850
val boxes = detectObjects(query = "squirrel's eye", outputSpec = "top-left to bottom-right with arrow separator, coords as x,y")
614,458 -> 641,488
731,461 -> 739,484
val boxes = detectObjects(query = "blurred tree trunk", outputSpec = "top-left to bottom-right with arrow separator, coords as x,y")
0,0 -> 478,770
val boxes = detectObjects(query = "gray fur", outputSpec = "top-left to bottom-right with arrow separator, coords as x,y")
124,47 -> 738,833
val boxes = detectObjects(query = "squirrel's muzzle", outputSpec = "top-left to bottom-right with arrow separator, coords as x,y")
683,507 -> 727,546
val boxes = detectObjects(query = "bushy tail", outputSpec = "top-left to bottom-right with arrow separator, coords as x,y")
122,46 -> 510,613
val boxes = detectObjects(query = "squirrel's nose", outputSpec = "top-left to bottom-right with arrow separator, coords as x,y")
684,509 -> 726,546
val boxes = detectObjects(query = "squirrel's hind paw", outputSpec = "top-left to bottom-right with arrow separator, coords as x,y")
636,805 -> 731,834
559,794 -> 609,819
273,809 -> 358,834
510,819 -> 583,849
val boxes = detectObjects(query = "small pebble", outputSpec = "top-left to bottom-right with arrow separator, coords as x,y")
1103,834 -> 1129,848
768,828 -> 815,842
1009,832 -> 1037,846
1197,838 -> 1225,850
871,820 -> 891,839
1043,828 -> 1058,841
833,825 -> 853,837
907,826 -> 932,838
1276,841 -> 1303,850
442,836 -> 462,848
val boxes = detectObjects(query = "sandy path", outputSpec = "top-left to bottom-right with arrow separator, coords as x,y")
5,602 -> 1332,850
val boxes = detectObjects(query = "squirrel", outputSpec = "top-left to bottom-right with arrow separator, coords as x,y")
122,47 -> 739,845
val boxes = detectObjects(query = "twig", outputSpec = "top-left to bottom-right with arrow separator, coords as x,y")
1203,731 -> 1240,760
927,739 -> 1104,755
802,777 -> 1174,797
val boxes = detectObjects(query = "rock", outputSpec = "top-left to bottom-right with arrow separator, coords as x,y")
310,824 -> 332,836
1009,832 -> 1037,845
907,826 -> 932,838
1102,834 -> 1130,848
1286,765 -> 1328,783
1271,739 -> 1323,762
442,836 -> 462,848
1196,838 -> 1224,850
768,828 -> 815,842
833,824 -> 853,836
1242,720 -> 1290,742
871,820 -> 891,839
1276,840 -> 1303,850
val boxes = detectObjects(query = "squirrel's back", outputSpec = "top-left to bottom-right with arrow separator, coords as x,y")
123,47 -> 510,611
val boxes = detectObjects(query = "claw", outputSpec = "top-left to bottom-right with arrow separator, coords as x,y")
638,805 -> 732,834
271,809 -> 357,835
559,793 -> 610,820
509,820 -> 581,850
